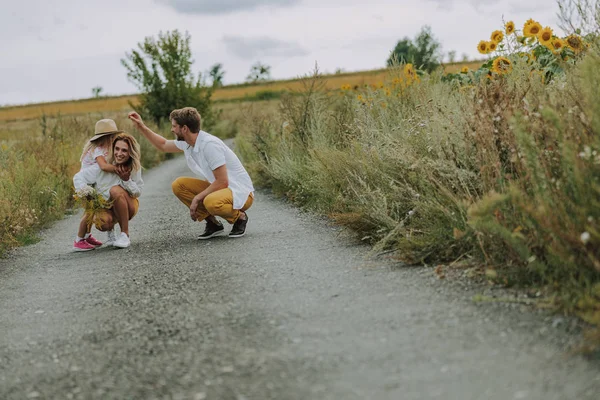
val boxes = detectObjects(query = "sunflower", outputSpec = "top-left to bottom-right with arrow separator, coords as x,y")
491,30 -> 504,43
489,41 -> 498,52
505,21 -> 515,35
549,38 -> 565,54
404,63 -> 416,78
523,21 -> 542,38
565,34 -> 584,53
461,66 -> 469,73
477,40 -> 489,54
492,57 -> 512,74
537,26 -> 553,46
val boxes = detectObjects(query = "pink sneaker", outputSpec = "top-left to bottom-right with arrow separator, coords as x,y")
73,239 -> 95,252
85,234 -> 103,247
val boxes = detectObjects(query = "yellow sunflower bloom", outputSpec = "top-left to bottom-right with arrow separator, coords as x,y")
492,57 -> 512,75
461,66 -> 469,73
505,21 -> 515,35
537,26 -> 553,45
565,34 -> 584,53
491,30 -> 504,43
477,40 -> 489,54
489,41 -> 498,52
523,21 -> 542,38
550,38 -> 565,53
404,63 -> 416,78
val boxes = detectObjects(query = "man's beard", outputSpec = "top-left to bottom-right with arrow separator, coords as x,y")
176,135 -> 185,141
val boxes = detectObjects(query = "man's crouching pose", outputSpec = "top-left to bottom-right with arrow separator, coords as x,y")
128,107 -> 254,239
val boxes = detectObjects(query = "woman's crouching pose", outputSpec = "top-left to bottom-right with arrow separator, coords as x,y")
73,133 -> 143,249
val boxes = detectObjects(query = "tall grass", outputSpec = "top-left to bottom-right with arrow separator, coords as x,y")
237,51 -> 600,337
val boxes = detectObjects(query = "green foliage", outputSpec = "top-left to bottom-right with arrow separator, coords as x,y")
91,86 -> 103,98
209,63 -> 225,88
246,62 -> 272,83
387,26 -> 442,72
237,41 -> 600,336
121,30 -> 216,128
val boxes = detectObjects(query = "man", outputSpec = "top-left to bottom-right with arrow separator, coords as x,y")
128,107 -> 254,239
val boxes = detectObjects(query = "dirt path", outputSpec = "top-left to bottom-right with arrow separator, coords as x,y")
1,156 -> 599,400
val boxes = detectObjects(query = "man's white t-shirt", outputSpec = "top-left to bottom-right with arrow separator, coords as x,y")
173,131 -> 254,210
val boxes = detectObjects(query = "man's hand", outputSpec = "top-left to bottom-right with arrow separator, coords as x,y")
189,194 -> 204,221
115,165 -> 131,181
128,112 -> 145,129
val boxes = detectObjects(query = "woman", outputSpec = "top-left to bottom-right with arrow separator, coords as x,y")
73,133 -> 143,249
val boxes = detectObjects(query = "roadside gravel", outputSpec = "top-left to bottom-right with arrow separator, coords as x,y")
1,155 -> 599,400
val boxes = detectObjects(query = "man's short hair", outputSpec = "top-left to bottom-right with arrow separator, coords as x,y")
170,107 -> 202,133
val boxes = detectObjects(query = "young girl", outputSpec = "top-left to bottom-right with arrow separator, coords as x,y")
72,119 -> 123,252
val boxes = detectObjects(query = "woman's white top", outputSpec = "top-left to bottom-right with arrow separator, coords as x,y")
73,164 -> 143,201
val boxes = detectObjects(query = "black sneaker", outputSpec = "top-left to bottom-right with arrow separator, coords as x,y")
229,213 -> 248,238
197,219 -> 225,240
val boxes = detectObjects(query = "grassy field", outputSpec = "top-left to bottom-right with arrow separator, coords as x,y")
0,61 -> 483,123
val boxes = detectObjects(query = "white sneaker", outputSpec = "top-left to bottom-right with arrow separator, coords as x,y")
113,232 -> 130,248
105,230 -> 116,246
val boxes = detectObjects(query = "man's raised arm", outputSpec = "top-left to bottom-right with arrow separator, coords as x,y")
128,112 -> 182,153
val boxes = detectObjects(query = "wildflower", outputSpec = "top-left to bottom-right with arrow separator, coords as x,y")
491,30 -> 504,43
461,66 -> 469,73
340,84 -> 351,91
550,38 -> 565,54
505,21 -> 515,35
537,26 -> 553,46
565,34 -> 584,54
404,63 -> 416,78
477,40 -> 489,54
580,232 -> 590,244
489,42 -> 498,52
523,21 -> 542,38
492,57 -> 512,74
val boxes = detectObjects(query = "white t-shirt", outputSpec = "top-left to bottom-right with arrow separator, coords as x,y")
81,146 -> 109,169
173,131 -> 254,209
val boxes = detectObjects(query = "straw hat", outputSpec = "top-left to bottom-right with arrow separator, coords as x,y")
90,119 -> 123,142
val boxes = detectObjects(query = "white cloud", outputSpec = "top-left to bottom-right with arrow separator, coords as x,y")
223,36 -> 308,59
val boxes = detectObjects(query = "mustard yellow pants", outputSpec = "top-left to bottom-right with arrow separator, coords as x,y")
171,177 -> 253,224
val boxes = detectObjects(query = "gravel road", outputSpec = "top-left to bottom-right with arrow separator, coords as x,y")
1,154 -> 599,400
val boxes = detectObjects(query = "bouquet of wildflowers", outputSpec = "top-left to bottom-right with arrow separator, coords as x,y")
73,186 -> 113,229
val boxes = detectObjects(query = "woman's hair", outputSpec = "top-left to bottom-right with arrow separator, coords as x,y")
169,107 -> 202,133
79,134 -> 117,162
107,133 -> 142,172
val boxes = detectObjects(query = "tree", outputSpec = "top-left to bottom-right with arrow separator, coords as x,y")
387,25 -> 442,72
447,50 -> 457,63
246,62 -> 271,83
121,30 -> 215,127
209,63 -> 225,88
91,86 -> 103,98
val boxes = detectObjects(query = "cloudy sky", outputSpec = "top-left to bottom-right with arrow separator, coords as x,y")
1,0 -> 562,105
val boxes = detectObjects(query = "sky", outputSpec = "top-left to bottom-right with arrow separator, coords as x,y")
0,0 -> 562,106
